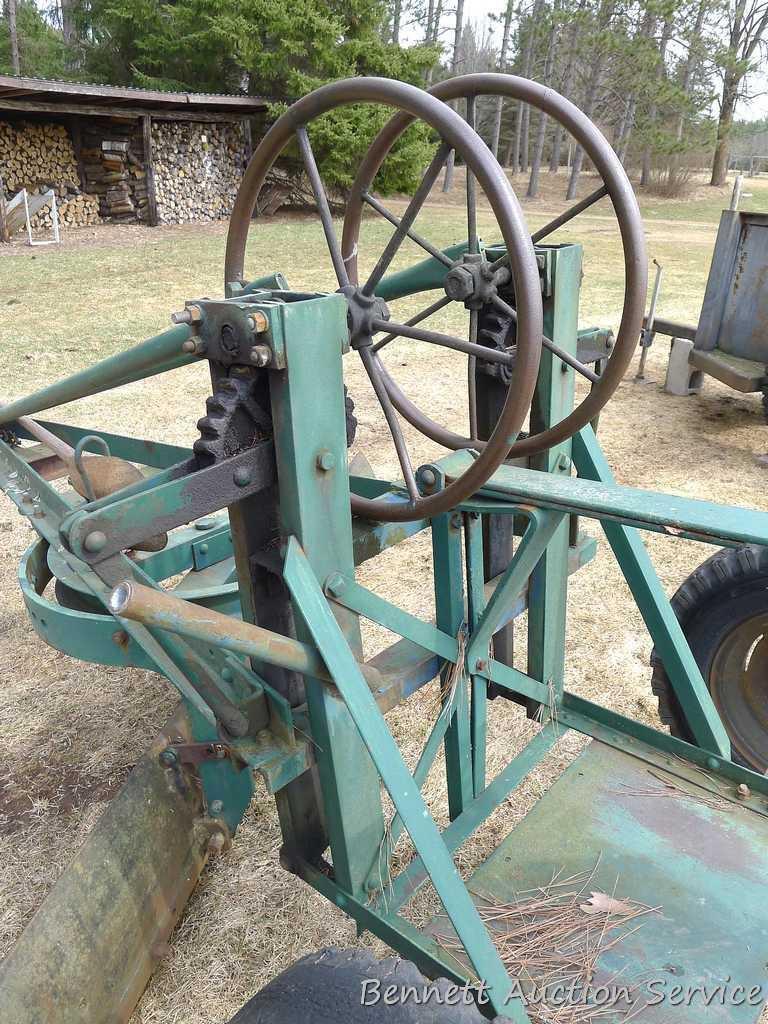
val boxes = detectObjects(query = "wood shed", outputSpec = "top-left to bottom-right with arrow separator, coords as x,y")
0,75 -> 269,236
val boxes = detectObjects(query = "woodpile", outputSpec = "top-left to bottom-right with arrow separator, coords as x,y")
81,123 -> 150,222
0,119 -> 101,229
152,121 -> 246,223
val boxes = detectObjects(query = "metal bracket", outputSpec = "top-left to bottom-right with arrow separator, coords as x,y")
160,740 -> 243,771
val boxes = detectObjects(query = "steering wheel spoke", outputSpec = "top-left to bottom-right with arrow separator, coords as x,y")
362,141 -> 452,297
296,127 -> 350,290
342,73 -> 646,462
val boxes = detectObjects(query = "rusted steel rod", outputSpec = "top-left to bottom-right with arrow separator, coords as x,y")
109,580 -> 383,690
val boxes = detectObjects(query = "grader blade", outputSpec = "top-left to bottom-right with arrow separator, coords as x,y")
0,707 -> 215,1024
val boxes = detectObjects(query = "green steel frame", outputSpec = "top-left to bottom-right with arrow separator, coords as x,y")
1,242 -> 767,1022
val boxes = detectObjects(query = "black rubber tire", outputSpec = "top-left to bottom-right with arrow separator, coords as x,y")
227,948 -> 500,1023
651,544 -> 768,770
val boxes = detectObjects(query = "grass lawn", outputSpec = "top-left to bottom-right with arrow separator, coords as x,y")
1,167 -> 767,1024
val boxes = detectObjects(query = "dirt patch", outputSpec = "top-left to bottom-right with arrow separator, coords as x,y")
0,763 -> 129,836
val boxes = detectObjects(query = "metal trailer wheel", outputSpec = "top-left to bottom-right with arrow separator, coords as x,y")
651,544 -> 768,772
225,76 -> 544,523
342,73 -> 648,458
227,948 -> 501,1023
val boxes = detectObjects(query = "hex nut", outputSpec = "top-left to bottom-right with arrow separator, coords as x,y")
207,831 -> 226,854
250,344 -> 272,367
444,266 -> 474,302
316,450 -> 336,472
248,311 -> 269,333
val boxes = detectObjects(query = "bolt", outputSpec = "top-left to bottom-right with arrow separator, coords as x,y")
198,542 -> 209,555
159,748 -> 178,767
325,572 -> 347,597
233,466 -> 251,487
195,517 -> 216,531
250,344 -> 272,367
210,799 -> 224,814
248,311 -> 268,333
419,467 -> 437,489
207,831 -> 226,854
557,453 -> 571,471
83,530 -> 107,553
316,450 -> 336,472
561,361 -> 570,374
221,667 -> 233,683
171,305 -> 201,325
737,783 -> 751,800
475,659 -> 487,672
706,756 -> 719,771
112,629 -> 129,648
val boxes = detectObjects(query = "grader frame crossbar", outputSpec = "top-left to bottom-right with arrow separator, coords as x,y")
0,74 -> 766,1024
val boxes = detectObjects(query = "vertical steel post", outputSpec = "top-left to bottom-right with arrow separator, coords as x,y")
267,293 -> 386,896
432,510 -> 473,818
527,246 -> 581,702
464,510 -> 487,796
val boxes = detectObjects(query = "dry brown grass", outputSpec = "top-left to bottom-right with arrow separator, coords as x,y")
1,170 -> 767,1022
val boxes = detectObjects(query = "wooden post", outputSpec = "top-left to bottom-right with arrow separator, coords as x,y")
242,116 -> 253,164
0,177 -> 9,244
142,114 -> 159,227
69,116 -> 86,191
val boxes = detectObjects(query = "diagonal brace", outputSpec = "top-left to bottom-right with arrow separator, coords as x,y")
573,426 -> 730,758
283,538 -> 529,1022
465,508 -> 566,672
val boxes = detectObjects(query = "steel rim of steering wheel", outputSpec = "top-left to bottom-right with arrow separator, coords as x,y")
341,72 -> 648,458
224,77 -> 543,522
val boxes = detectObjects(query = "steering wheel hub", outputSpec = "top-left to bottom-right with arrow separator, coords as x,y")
444,253 -> 499,308
340,286 -> 390,350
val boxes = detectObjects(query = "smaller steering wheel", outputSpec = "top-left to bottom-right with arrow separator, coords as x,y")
341,73 -> 648,458
225,77 -> 544,522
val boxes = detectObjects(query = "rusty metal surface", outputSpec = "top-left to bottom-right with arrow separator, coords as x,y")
0,706 -> 215,1024
425,740 -> 768,1022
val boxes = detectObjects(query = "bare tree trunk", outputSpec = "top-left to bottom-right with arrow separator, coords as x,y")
711,74 -> 739,185
674,0 -> 706,145
640,12 -> 673,187
549,3 -> 583,172
442,0 -> 465,192
391,0 -> 402,45
512,0 -> 544,175
8,0 -> 20,75
708,0 -> 768,185
527,18 -> 560,196
491,0 -> 515,160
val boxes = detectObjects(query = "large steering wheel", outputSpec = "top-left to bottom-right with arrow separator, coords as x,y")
225,77 -> 543,522
341,73 -> 648,458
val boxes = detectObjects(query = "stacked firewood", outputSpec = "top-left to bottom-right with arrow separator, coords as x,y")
152,120 -> 246,223
81,125 -> 149,222
0,119 -> 100,227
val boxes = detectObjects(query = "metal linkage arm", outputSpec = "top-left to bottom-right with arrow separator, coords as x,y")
0,326 -> 195,426
108,578 -> 385,693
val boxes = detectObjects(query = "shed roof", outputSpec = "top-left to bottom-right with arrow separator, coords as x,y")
0,75 -> 270,120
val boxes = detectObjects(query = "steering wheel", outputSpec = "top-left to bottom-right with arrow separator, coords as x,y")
225,77 -> 543,522
341,73 -> 648,458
